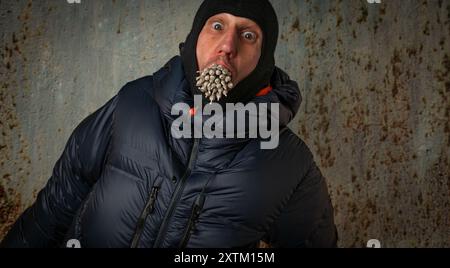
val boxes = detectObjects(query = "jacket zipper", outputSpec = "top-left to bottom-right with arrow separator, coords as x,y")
74,189 -> 95,240
179,194 -> 205,248
130,177 -> 163,248
152,138 -> 200,248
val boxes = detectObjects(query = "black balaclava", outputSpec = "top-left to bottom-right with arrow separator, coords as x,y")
180,0 -> 279,105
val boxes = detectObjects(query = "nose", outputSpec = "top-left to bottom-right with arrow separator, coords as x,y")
217,28 -> 238,58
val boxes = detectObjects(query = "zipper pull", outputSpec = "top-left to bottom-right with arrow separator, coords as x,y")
148,186 -> 160,214
147,176 -> 163,213
191,194 -> 205,230
194,194 -> 205,212
130,177 -> 163,248
178,194 -> 206,248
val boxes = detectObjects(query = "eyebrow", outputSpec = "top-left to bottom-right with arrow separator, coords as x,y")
207,16 -> 224,24
208,16 -> 261,33
239,25 -> 260,32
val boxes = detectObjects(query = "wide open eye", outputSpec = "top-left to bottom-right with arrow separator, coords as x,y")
212,22 -> 223,31
242,31 -> 256,41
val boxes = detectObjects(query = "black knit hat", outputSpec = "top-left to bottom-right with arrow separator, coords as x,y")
180,0 -> 279,104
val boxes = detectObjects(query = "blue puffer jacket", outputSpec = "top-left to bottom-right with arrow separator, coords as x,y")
1,56 -> 337,248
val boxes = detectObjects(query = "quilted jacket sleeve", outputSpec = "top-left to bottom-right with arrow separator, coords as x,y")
264,159 -> 338,248
0,96 -> 118,248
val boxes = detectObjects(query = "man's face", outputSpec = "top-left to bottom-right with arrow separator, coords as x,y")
196,13 -> 263,86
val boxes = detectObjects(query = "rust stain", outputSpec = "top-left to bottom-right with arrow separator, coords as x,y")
336,14 -> 343,27
0,184 -> 22,241
1,0 -> 36,241
390,49 -> 402,98
356,5 -> 368,24
291,17 -> 300,32
423,21 -> 430,36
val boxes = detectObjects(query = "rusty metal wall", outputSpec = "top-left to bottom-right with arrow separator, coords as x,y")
0,0 -> 448,247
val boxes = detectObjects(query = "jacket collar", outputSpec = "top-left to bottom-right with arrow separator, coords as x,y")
152,56 -> 302,128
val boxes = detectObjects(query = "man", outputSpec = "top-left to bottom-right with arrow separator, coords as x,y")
1,0 -> 337,248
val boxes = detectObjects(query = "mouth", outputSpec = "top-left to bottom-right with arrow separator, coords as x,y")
215,61 -> 234,77
196,63 -> 235,103
200,58 -> 235,80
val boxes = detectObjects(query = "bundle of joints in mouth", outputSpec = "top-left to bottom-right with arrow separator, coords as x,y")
196,64 -> 234,103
